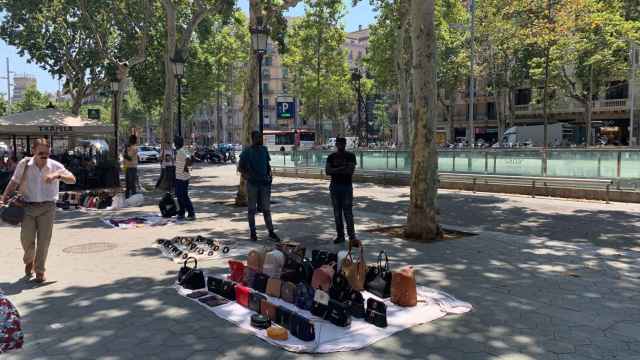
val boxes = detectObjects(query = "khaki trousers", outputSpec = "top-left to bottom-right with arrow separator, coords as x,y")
20,202 -> 56,274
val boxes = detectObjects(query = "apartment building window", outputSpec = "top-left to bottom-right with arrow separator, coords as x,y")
515,89 -> 531,105
263,98 -> 269,108
282,67 -> 288,79
265,56 -> 273,66
262,83 -> 269,94
487,102 -> 497,120
282,82 -> 289,93
606,81 -> 628,99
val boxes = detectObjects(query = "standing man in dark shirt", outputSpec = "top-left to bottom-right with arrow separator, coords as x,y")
325,137 -> 360,246
238,131 -> 281,242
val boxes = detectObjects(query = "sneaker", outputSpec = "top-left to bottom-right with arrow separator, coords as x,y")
186,215 -> 196,221
333,237 -> 346,244
250,233 -> 258,242
268,231 -> 281,243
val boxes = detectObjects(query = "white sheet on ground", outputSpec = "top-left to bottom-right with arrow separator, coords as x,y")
176,283 -> 472,353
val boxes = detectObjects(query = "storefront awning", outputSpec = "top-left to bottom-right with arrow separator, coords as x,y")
0,109 -> 113,136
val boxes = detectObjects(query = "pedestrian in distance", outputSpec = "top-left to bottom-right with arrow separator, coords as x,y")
325,137 -> 361,247
174,136 -> 195,221
123,134 -> 138,198
238,130 -> 281,242
0,138 -> 76,283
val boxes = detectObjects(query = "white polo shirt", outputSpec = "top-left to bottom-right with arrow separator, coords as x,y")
10,158 -> 71,203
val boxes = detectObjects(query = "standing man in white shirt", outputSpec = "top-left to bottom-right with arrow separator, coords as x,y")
0,138 -> 76,283
174,136 -> 195,221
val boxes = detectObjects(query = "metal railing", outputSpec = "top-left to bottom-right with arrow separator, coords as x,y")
269,148 -> 640,179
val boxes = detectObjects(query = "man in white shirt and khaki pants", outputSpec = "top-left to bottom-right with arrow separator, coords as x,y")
1,138 -> 76,283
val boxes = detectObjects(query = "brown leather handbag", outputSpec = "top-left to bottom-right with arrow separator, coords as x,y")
342,246 -> 366,291
266,278 -> 282,298
260,299 -> 278,321
391,266 -> 417,307
247,248 -> 266,272
267,325 -> 288,341
281,281 -> 296,303
311,262 -> 335,291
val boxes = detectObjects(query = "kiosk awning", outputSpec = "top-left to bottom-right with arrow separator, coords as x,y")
0,109 -> 113,136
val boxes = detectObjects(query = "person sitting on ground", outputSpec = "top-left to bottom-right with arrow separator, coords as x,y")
238,130 -> 281,242
325,137 -> 361,247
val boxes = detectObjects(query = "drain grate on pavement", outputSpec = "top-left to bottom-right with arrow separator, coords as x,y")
62,242 -> 117,254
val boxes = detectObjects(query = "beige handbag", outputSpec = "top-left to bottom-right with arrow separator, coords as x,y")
342,246 -> 366,291
247,248 -> 266,272
266,278 -> 282,298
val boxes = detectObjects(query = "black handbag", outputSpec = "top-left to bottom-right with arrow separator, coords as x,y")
365,298 -> 388,328
252,273 -> 269,294
365,251 -> 392,299
159,192 -> 178,218
250,314 -> 271,329
0,203 -> 25,226
329,271 -> 352,302
327,299 -> 352,327
249,292 -> 266,313
311,250 -> 337,269
290,313 -> 316,342
220,280 -> 237,300
310,289 -> 330,319
276,305 -> 293,329
178,257 -> 205,290
350,291 -> 366,318
186,290 -> 210,299
294,283 -> 315,311
207,276 -> 224,295
198,295 -> 229,307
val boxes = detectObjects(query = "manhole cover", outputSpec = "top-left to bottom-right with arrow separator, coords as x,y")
62,242 -> 117,254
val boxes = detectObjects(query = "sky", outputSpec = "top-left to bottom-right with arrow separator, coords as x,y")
0,0 -> 376,98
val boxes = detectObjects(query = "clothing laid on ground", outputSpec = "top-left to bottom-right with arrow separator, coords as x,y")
239,145 -> 271,185
327,151 -> 357,240
326,151 -> 357,186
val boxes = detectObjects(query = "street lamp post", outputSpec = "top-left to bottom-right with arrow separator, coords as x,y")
351,67 -> 366,146
110,80 -> 120,158
251,17 -> 269,134
172,49 -> 185,138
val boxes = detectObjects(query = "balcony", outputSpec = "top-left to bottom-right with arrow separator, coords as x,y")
514,99 -> 629,114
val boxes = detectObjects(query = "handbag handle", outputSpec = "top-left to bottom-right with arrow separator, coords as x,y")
377,251 -> 389,272
183,256 -> 198,269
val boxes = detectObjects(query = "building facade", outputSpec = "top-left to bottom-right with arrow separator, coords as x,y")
11,75 -> 37,103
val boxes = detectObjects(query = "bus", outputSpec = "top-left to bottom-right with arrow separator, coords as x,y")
262,129 -> 316,151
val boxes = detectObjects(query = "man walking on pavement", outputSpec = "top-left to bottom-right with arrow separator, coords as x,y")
326,137 -> 361,247
123,134 -> 138,198
238,130 -> 280,242
174,136 -> 195,221
0,138 -> 76,283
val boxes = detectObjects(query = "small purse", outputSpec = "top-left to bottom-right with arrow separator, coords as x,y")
276,242 -> 306,270
276,305 -> 294,329
249,292 -> 266,313
310,289 -> 330,319
267,325 -> 288,341
290,313 -> 315,342
260,299 -> 278,321
252,273 -> 270,294
266,278 -> 282,298
294,283 -> 315,311
177,257 -> 205,290
350,290 -> 366,318
365,251 -> 392,299
198,295 -> 229,307
365,298 -> 388,328
243,267 -> 257,287
235,284 -> 252,307
250,314 -> 271,329
207,276 -> 224,295
228,260 -> 245,283
311,263 -> 335,291
220,280 -> 237,301
247,248 -> 266,272
327,299 -> 352,327
280,281 -> 297,303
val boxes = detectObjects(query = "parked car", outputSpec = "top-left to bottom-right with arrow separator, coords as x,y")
137,146 -> 160,162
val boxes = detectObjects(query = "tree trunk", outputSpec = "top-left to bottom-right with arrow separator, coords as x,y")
70,92 -> 83,116
497,88 -> 505,141
586,64 -> 594,146
236,0 -> 262,206
405,0 -> 441,241
398,0 -> 412,148
543,51 -> 550,148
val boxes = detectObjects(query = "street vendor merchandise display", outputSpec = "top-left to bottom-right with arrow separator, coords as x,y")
175,240 -> 473,353
56,190 -> 116,210
155,236 -> 233,262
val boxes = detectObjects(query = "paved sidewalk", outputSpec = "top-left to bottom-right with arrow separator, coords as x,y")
1,164 -> 639,360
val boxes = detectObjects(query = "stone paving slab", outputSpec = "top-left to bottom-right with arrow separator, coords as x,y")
1,164 -> 639,359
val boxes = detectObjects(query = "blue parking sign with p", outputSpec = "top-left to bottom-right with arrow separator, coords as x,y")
277,101 -> 295,119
